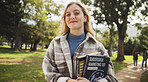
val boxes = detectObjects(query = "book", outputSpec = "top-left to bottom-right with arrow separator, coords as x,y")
76,52 -> 110,82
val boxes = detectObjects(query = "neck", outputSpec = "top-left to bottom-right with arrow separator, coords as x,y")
70,28 -> 84,35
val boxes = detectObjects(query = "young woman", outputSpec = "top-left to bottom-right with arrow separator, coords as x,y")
42,1 -> 118,82
141,48 -> 148,70
132,47 -> 139,68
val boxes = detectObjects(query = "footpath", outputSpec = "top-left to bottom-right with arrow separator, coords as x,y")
115,61 -> 147,82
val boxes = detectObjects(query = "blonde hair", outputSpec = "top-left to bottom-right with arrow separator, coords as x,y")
59,1 -> 94,36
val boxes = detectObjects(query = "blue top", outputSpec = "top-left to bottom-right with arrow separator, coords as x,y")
67,33 -> 85,57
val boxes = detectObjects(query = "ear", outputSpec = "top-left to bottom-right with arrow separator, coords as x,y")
84,15 -> 87,23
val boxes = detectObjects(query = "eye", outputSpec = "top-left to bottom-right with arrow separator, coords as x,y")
66,13 -> 70,17
74,12 -> 79,15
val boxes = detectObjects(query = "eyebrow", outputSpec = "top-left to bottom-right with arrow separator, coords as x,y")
66,9 -> 80,14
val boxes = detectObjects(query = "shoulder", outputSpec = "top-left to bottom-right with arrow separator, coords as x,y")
53,33 -> 68,41
86,32 -> 104,46
86,32 -> 97,42
53,36 -> 60,41
86,32 -> 107,55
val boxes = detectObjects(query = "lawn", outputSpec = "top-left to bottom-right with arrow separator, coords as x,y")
0,45 -> 46,82
140,70 -> 148,82
0,45 -> 143,81
111,52 -> 142,73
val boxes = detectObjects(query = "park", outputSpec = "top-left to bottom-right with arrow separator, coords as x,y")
0,0 -> 148,82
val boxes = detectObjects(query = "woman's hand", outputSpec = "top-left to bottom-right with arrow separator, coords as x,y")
77,77 -> 90,82
67,79 -> 78,82
67,77 -> 90,82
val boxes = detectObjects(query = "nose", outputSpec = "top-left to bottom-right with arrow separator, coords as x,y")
70,14 -> 75,19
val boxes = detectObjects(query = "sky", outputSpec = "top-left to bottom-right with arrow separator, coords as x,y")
53,0 -> 147,37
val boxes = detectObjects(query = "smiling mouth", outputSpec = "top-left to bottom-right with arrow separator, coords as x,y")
70,21 -> 77,23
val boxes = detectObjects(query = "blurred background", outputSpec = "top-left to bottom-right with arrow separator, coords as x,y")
0,0 -> 147,82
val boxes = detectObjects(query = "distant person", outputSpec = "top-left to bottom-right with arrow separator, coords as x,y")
42,1 -> 118,82
141,48 -> 148,70
132,49 -> 139,68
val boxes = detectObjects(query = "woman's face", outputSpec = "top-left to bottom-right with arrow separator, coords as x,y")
65,4 -> 87,31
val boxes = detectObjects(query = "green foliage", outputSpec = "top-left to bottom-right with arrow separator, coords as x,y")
124,38 -> 138,55
136,24 -> 148,50
0,0 -> 34,50
0,0 -> 64,50
81,0 -> 92,5
98,30 -> 118,49
82,0 -> 130,60
81,0 -> 147,61
98,30 -> 110,48
24,0 -> 63,50
124,39 -> 133,55
0,0 -> 24,35
138,28 -> 148,50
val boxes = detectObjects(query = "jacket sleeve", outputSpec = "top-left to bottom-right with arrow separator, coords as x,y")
96,43 -> 118,82
42,40 -> 70,82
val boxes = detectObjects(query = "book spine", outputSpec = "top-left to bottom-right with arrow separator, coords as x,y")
76,58 -> 79,78
79,59 -> 85,77
82,55 -> 89,77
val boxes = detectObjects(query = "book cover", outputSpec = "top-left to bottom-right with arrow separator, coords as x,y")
76,52 -> 110,82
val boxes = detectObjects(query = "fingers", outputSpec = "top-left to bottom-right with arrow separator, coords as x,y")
67,79 -> 77,82
77,77 -> 86,80
77,77 -> 90,82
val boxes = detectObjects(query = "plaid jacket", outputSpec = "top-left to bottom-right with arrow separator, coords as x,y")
42,32 -> 118,82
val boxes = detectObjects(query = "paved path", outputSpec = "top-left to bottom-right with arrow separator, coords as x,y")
115,61 -> 147,82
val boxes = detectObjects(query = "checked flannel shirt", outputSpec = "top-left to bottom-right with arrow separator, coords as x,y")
42,32 -> 118,82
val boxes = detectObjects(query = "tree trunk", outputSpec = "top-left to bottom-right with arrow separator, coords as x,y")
42,41 -> 45,49
108,29 -> 113,57
14,25 -> 21,51
30,43 -> 33,50
116,36 -> 125,61
25,43 -> 27,50
0,36 -> 3,46
32,37 -> 40,51
116,22 -> 127,61
11,41 -> 14,49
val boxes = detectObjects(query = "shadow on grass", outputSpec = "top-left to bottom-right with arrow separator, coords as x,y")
0,46 -> 46,81
140,70 -> 148,82
0,60 -> 46,82
0,46 -> 46,54
0,46 -> 31,54
112,60 -> 129,73
0,46 -> 46,60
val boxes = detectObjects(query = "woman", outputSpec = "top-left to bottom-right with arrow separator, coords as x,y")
141,48 -> 148,70
42,1 -> 118,82
132,48 -> 139,68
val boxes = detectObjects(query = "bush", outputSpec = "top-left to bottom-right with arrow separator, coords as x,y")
124,39 -> 135,55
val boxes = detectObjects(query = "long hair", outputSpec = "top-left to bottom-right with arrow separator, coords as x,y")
59,1 -> 94,36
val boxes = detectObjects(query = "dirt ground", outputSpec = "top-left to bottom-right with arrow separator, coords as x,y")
115,61 -> 147,82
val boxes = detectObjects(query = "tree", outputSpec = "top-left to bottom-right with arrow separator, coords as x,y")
98,29 -> 118,54
0,0 -> 32,51
81,0 -> 117,57
81,0 -> 147,61
27,0 -> 63,51
136,23 -> 148,50
124,38 -> 138,55
0,0 -> 63,51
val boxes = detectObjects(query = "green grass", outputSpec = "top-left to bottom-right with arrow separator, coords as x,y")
140,70 -> 148,82
0,45 -> 144,81
111,52 -> 142,73
0,45 -> 46,82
